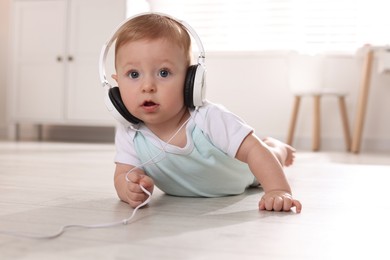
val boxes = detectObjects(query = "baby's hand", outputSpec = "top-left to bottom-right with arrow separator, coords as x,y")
125,172 -> 154,208
259,190 -> 302,213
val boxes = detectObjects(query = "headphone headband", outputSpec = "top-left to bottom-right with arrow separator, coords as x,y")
100,12 -> 206,126
98,12 -> 206,89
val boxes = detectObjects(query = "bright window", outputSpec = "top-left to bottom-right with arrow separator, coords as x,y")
126,0 -> 390,53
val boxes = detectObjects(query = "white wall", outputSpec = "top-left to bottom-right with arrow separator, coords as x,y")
205,51 -> 390,152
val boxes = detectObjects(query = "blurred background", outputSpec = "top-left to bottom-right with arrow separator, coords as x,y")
1,0 -> 389,152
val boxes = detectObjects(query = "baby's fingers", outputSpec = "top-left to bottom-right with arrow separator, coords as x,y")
292,199 -> 302,213
139,175 -> 154,193
259,198 -> 266,210
259,195 -> 302,213
125,184 -> 149,208
281,197 -> 302,213
126,171 -> 142,184
260,196 -> 276,211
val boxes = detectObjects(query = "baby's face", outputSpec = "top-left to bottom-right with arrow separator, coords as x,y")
112,38 -> 188,128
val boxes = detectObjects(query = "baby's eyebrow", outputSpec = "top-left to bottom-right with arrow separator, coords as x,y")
121,61 -> 139,67
158,59 -> 175,65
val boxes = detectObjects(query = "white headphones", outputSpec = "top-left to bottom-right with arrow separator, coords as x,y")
99,12 -> 206,126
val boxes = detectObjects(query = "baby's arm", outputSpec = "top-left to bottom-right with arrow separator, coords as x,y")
236,133 -> 302,213
114,163 -> 155,208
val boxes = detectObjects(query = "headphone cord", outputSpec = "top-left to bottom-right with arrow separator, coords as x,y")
125,114 -> 192,181
0,112 -> 195,239
0,186 -> 151,239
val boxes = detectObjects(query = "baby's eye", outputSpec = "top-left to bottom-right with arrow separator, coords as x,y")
159,69 -> 170,78
127,70 -> 139,79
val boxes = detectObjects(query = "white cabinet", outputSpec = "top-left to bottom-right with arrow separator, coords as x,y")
9,0 -> 125,128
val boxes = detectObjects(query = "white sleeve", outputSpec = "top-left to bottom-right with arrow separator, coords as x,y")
192,102 -> 254,158
114,124 -> 142,166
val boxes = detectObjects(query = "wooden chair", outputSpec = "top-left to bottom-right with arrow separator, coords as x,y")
286,53 -> 351,151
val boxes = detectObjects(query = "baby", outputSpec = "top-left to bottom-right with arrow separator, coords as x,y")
107,13 -> 301,213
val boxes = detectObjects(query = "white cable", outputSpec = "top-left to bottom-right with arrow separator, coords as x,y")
0,114 -> 195,239
125,115 -> 192,181
0,186 -> 151,239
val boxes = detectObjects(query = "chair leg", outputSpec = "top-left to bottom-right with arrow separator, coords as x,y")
338,96 -> 351,151
351,49 -> 374,153
312,95 -> 321,151
287,96 -> 301,145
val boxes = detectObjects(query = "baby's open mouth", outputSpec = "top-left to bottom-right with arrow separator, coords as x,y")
143,101 -> 157,107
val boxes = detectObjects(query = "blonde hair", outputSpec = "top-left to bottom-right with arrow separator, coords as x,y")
114,14 -> 192,66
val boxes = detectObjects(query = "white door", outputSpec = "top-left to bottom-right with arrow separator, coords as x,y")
66,0 -> 126,124
12,0 -> 67,121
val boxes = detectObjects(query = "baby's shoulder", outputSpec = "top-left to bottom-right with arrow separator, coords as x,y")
193,101 -> 231,119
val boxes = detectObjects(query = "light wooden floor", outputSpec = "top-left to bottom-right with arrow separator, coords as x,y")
1,141 -> 390,260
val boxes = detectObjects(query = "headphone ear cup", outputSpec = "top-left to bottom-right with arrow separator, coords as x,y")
184,65 -> 198,109
184,64 -> 206,109
107,87 -> 142,125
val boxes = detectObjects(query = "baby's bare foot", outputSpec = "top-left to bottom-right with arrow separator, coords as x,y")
283,143 -> 296,167
263,137 -> 296,167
